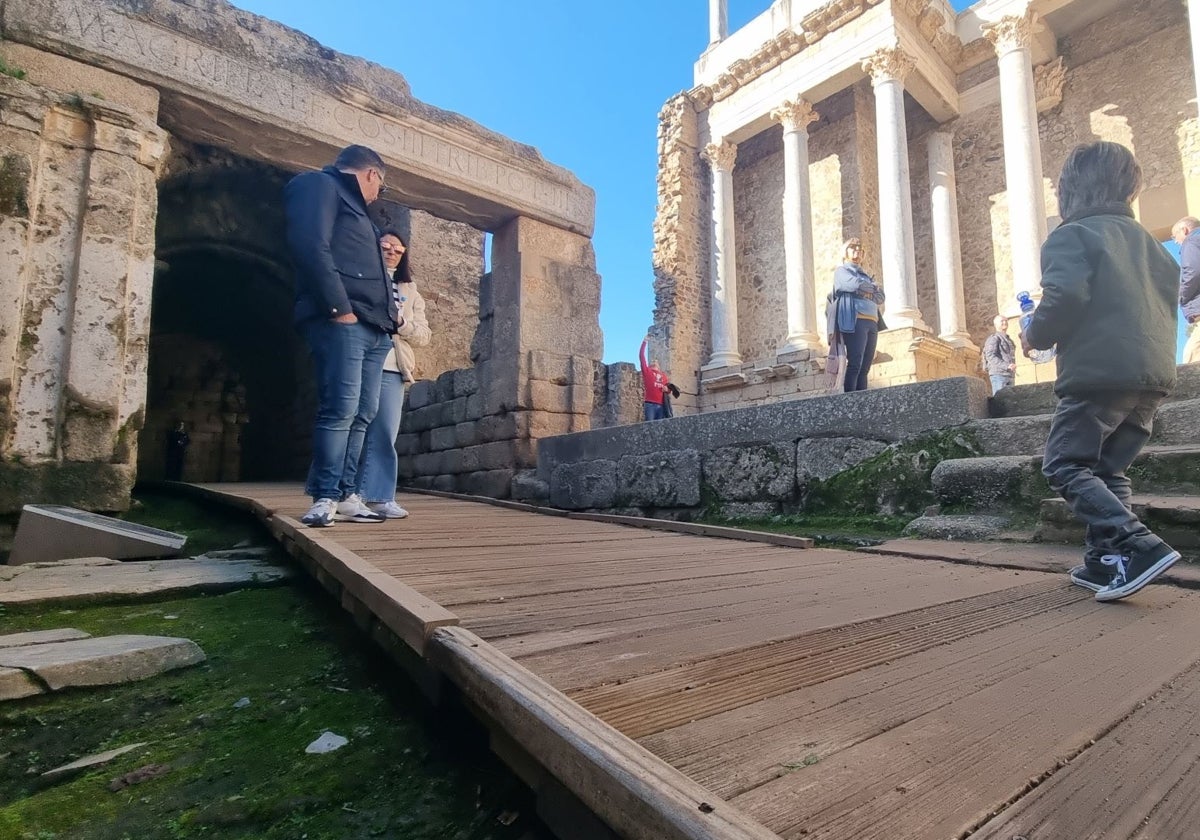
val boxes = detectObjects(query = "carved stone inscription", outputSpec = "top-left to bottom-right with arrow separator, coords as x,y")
18,0 -> 592,231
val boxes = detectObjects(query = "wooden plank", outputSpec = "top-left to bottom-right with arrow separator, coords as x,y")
726,586 -> 1200,839
275,515 -> 458,656
969,657 -> 1200,838
427,625 -> 782,840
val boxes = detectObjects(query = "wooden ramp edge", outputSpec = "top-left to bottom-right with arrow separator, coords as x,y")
179,482 -> 783,840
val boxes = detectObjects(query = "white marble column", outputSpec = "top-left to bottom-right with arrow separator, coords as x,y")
927,130 -> 974,348
984,13 -> 1048,298
862,47 -> 928,331
709,0 -> 728,46
772,98 -> 822,353
702,140 -> 742,368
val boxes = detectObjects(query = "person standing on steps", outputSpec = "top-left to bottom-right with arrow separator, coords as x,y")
1024,141 -> 1181,602
639,336 -> 670,421
828,237 -> 886,393
1172,215 -> 1200,364
285,144 -> 396,528
982,314 -> 1017,394
357,229 -> 431,520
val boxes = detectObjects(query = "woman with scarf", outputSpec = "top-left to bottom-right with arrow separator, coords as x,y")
826,237 -> 885,393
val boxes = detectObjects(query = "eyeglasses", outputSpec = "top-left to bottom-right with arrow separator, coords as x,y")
369,168 -> 389,196
380,244 -> 406,254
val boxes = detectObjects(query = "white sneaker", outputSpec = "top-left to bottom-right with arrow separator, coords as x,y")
367,500 -> 409,519
301,498 -> 337,528
335,493 -> 385,523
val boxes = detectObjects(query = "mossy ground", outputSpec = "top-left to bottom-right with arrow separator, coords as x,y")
703,513 -> 910,547
0,493 -> 545,840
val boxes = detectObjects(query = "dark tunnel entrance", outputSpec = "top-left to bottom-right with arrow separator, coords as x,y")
138,147 -> 313,483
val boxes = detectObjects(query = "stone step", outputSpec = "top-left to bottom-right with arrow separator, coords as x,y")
1037,495 -> 1200,549
988,364 -> 1200,418
967,398 -> 1200,457
933,445 -> 1200,510
0,635 -> 206,693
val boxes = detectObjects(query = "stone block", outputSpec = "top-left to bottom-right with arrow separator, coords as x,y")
459,469 -> 513,499
407,380 -> 436,410
0,635 -> 205,690
466,393 -> 484,420
0,628 -> 90,648
617,449 -> 701,508
429,426 -> 459,452
412,451 -> 444,476
435,370 -> 457,403
550,460 -> 618,510
511,469 -> 550,503
402,405 -> 440,434
796,437 -> 890,481
453,367 -> 479,398
529,380 -> 572,413
394,433 -> 422,457
441,449 -> 464,475
703,443 -> 796,501
455,421 -> 480,448
432,475 -> 456,492
528,350 -> 571,384
931,455 -> 1049,511
479,413 -> 519,443
0,666 -> 41,701
443,397 -> 469,426
717,501 -> 780,520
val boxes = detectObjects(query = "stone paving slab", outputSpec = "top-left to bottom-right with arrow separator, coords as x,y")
0,666 -> 41,701
861,538 -> 1200,587
0,628 -> 91,648
0,556 -> 291,605
0,635 -> 206,691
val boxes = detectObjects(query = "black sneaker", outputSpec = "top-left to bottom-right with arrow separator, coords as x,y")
1095,544 -> 1181,602
1068,564 -> 1113,593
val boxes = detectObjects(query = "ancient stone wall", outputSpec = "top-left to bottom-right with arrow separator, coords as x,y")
0,76 -> 165,512
536,377 -> 989,517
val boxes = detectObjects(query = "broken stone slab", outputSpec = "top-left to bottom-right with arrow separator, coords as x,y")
10,505 -> 187,565
0,635 -> 205,691
194,547 -> 275,560
40,742 -> 149,782
0,556 -> 291,606
0,666 -> 41,701
0,628 -> 91,648
903,514 -> 1011,541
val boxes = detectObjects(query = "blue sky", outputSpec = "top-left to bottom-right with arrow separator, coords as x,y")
229,0 -> 1094,365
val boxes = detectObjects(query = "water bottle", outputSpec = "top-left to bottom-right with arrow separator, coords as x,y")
1016,291 -> 1056,364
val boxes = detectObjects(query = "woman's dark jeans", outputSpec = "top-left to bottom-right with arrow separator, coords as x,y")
840,319 -> 879,393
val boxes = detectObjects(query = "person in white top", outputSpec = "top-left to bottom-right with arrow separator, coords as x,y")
357,229 -> 432,518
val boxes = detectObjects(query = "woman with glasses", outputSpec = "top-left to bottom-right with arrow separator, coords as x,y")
357,229 -> 431,519
826,237 -> 886,393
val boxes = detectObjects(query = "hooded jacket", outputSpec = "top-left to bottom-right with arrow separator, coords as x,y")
1025,203 -> 1179,397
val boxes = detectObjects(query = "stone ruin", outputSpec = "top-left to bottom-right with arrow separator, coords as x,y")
0,0 -> 617,514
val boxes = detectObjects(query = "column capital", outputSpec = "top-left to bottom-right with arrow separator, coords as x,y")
862,47 -> 916,86
771,99 -> 819,133
982,12 -> 1040,57
702,140 -> 737,172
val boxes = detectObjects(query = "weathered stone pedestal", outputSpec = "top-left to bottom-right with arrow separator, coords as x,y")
871,327 -> 981,389
0,77 -> 165,513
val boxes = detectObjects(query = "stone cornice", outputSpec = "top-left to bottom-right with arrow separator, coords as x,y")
702,140 -> 738,172
982,12 -> 1040,57
771,98 -> 819,132
863,46 -> 917,85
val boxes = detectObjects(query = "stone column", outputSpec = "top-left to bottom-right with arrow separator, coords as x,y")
0,78 -> 165,513
927,130 -> 974,348
702,140 -> 742,368
772,98 -> 822,354
862,47 -> 928,331
984,12 -> 1049,298
709,0 -> 728,45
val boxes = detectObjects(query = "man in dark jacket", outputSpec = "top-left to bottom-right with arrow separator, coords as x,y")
285,145 -> 397,527
1172,216 -> 1200,364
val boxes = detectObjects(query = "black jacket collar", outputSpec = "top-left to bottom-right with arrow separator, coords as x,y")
322,165 -> 369,211
1063,202 -> 1135,224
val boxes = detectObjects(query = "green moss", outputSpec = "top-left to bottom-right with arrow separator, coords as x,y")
1127,450 -> 1200,495
699,511 -> 909,547
803,429 -> 982,517
0,54 -> 26,81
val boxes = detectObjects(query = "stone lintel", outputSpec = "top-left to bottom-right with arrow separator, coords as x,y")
702,372 -> 748,392
3,0 -> 595,235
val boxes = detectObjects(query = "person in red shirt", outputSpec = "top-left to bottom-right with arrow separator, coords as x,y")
639,336 -> 670,421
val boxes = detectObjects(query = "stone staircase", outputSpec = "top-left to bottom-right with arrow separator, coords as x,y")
917,365 -> 1200,549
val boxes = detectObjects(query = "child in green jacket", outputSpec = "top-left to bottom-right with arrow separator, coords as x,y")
1023,141 -> 1181,602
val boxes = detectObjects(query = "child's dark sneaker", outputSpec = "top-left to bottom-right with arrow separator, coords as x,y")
1095,544 -> 1181,602
1068,564 -> 1113,593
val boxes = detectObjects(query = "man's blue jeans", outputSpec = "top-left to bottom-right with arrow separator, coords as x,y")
359,371 -> 407,503
989,374 -> 1014,395
302,319 -> 391,502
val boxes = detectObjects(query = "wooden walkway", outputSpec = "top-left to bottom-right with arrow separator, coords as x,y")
192,483 -> 1200,840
